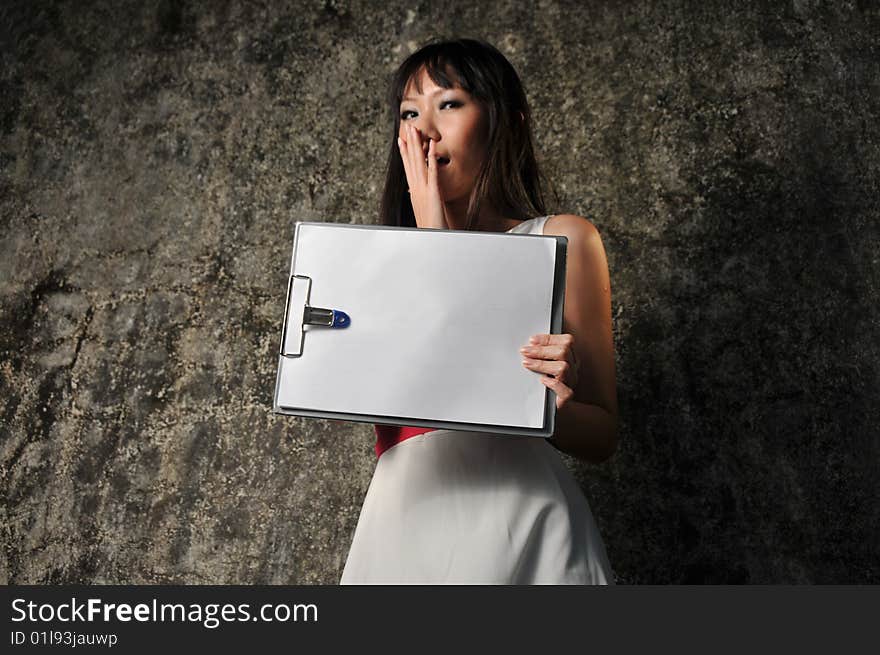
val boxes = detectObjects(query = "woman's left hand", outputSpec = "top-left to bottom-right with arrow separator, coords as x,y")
520,333 -> 580,410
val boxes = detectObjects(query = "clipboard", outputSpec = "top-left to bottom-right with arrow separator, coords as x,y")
272,221 -> 567,437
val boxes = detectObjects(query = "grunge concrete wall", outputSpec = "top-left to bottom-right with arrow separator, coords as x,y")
2,0 -> 878,583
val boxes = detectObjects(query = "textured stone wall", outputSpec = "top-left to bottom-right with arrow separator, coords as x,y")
2,0 -> 878,583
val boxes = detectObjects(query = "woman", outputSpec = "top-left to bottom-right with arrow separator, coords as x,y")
341,37 -> 618,584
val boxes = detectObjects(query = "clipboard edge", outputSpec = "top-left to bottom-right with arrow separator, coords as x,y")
273,221 -> 569,437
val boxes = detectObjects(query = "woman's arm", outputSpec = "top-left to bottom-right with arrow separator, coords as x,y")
533,215 -> 619,464
551,396 -> 618,464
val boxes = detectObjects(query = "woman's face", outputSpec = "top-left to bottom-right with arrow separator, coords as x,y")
398,67 -> 489,203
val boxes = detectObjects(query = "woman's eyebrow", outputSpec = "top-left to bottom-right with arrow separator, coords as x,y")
402,88 -> 457,102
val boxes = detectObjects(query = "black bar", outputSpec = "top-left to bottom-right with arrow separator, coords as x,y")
2,585 -> 877,652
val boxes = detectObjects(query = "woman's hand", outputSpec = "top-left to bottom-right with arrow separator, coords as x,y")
520,333 -> 580,410
398,123 -> 448,229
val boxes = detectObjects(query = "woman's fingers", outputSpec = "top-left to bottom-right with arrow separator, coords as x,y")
399,125 -> 426,187
398,125 -> 417,187
520,333 -> 580,390
398,132 -> 413,190
399,123 -> 446,229
397,138 -> 409,187
519,343 -> 566,362
522,355 -> 576,410
538,375 -> 575,409
524,334 -> 578,368
406,124 -> 425,185
427,137 -> 437,188
521,356 -> 572,382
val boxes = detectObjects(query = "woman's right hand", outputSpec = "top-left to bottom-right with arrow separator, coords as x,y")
398,123 -> 448,229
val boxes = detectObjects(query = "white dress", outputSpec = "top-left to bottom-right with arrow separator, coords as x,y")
340,215 -> 614,584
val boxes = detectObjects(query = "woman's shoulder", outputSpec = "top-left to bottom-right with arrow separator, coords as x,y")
544,214 -> 601,243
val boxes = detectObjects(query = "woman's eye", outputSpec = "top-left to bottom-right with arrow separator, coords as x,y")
400,101 -> 460,120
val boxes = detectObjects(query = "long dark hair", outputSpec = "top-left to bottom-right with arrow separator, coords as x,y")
379,37 -> 556,230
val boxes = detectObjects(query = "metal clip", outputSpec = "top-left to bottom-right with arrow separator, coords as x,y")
304,306 -> 350,328
280,275 -> 350,358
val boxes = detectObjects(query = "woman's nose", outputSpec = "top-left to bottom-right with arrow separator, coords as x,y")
413,123 -> 440,147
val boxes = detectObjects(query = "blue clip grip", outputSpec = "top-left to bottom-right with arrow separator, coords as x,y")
331,310 -> 350,328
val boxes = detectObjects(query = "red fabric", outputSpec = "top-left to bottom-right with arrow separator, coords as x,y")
374,424 -> 436,458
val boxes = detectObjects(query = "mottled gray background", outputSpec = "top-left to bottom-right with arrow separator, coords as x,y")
2,0 -> 878,584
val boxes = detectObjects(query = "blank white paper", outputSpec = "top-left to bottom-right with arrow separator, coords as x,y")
275,222 -> 560,430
